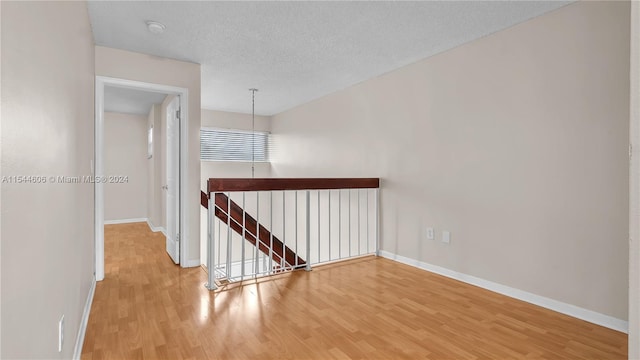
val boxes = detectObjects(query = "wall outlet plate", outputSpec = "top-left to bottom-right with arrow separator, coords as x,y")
442,231 -> 451,244
426,227 -> 435,240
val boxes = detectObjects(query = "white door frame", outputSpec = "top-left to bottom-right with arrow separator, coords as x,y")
95,76 -> 190,281
629,1 -> 639,356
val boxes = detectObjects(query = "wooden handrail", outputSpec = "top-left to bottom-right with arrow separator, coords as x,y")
214,192 -> 304,267
201,190 -> 209,208
207,178 -> 379,193
200,190 -> 304,267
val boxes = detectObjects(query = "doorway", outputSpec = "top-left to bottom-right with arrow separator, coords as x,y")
95,76 -> 189,280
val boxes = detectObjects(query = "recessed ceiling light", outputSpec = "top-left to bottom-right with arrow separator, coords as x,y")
146,21 -> 166,34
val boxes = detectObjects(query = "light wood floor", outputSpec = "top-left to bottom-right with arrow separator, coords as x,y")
82,223 -> 627,359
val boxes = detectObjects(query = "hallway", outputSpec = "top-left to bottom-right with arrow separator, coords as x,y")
81,223 -> 627,359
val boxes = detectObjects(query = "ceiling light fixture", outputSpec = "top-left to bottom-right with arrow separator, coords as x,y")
146,21 -> 166,34
249,88 -> 258,179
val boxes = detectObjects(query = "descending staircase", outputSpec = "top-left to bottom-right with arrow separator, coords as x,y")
201,191 -> 305,268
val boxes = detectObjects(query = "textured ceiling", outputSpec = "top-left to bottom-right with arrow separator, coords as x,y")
88,1 -> 571,116
104,85 -> 167,116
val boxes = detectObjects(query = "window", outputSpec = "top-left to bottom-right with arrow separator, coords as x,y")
200,128 -> 270,162
147,125 -> 153,159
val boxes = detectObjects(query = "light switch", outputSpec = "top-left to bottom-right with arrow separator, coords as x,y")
442,231 -> 450,244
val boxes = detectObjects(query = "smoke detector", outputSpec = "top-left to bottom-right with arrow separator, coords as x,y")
146,21 -> 166,34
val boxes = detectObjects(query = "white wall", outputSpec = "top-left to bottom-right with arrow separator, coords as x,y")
96,46 -> 201,266
104,112 -> 148,221
1,1 -> 95,358
200,109 -> 271,264
271,1 -> 630,323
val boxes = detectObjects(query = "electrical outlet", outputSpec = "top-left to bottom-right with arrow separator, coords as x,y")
442,231 -> 451,244
58,315 -> 64,352
426,227 -> 435,240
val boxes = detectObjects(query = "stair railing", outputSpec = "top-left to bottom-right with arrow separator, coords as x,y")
203,178 -> 380,290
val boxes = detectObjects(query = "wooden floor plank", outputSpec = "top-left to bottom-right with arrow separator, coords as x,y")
82,223 -> 627,359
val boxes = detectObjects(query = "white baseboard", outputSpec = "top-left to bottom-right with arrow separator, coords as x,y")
146,220 -> 195,268
104,218 -> 168,238
73,277 -> 96,360
104,218 -> 147,225
183,259 -> 202,268
379,250 -> 628,333
145,219 -> 166,237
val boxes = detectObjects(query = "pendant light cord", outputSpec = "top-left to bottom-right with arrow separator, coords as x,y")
250,88 -> 258,178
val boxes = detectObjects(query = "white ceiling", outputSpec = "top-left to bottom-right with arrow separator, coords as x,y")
88,1 -> 571,116
104,85 -> 167,116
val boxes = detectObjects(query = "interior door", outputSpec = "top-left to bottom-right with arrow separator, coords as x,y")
165,96 -> 180,264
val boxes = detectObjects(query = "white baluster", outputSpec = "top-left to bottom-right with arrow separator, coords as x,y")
305,190 -> 311,271
205,191 -> 217,290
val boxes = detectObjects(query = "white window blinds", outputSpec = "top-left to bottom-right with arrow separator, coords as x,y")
200,128 -> 270,162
